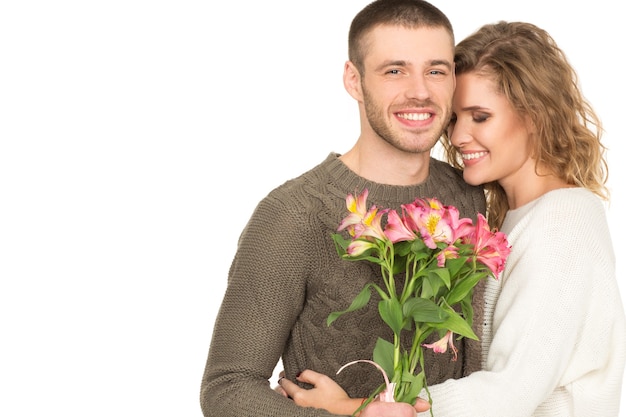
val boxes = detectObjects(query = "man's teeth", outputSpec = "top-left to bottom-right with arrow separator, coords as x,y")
397,113 -> 430,121
462,152 -> 488,160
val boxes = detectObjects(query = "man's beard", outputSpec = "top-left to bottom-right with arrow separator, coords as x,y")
362,84 -> 445,154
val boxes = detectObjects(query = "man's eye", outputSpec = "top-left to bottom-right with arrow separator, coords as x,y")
387,69 -> 401,75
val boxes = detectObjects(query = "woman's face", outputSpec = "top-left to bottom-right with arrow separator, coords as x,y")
449,72 -> 533,189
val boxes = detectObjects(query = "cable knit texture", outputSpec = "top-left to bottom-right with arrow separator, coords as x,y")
200,153 -> 486,417
420,188 -> 626,416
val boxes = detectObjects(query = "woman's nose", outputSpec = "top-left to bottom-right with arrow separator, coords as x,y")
450,121 -> 471,148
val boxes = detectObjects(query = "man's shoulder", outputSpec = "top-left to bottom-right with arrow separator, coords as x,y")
429,157 -> 464,180
260,154 -> 337,208
427,158 -> 486,217
272,155 -> 333,192
429,158 -> 483,191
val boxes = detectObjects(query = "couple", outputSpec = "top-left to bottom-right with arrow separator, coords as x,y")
200,0 -> 626,416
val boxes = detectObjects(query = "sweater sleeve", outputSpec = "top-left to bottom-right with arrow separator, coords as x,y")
418,190 -> 625,417
200,195 -> 344,417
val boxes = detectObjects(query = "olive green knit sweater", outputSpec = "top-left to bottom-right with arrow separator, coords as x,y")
201,153 -> 486,417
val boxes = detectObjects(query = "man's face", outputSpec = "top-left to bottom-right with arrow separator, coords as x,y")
359,25 -> 455,154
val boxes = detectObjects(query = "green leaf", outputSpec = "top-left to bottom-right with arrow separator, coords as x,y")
403,297 -> 447,323
331,233 -> 350,256
394,241 -> 413,257
347,254 -> 385,265
445,256 -> 468,278
397,370 -> 424,404
372,337 -> 395,378
446,271 -> 487,305
461,297 -> 474,327
429,267 -> 451,289
379,298 -> 404,335
327,284 -> 374,326
424,272 -> 444,298
410,239 -> 429,255
392,255 -> 408,275
432,309 -> 478,340
420,278 -> 434,299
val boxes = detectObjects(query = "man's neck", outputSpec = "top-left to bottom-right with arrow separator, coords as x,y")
339,142 -> 431,186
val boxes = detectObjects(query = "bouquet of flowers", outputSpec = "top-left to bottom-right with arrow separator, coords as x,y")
328,189 -> 511,415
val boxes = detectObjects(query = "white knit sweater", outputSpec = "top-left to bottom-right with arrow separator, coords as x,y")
420,188 -> 626,416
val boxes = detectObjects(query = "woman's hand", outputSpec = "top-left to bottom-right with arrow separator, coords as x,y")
276,369 -> 430,416
360,400 -> 430,417
277,369 -> 361,415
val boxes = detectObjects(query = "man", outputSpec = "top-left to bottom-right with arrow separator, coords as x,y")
200,1 -> 485,416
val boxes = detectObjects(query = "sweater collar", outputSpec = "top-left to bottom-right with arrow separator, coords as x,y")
323,152 -> 440,205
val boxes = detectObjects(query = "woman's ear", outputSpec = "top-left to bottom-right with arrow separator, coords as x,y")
524,114 -> 536,135
343,61 -> 363,102
525,114 -> 540,161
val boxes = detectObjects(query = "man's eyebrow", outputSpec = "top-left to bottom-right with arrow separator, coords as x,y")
374,59 -> 453,72
430,59 -> 453,70
374,60 -> 408,71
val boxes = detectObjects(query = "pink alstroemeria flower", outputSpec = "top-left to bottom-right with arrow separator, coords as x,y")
346,239 -> 377,257
403,199 -> 454,249
384,209 -> 416,243
436,244 -> 459,267
338,189 -> 387,241
358,206 -> 387,241
422,330 -> 458,361
338,189 -> 372,237
464,214 -> 511,279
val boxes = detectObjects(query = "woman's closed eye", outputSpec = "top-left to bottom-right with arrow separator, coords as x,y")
472,112 -> 490,123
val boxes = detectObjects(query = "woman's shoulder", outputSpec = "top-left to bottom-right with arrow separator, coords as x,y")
536,187 -> 605,212
515,188 -> 607,231
503,187 -> 607,233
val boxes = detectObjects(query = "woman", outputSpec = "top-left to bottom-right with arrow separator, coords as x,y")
278,21 -> 626,416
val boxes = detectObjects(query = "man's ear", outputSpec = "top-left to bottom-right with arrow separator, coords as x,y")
343,61 -> 363,101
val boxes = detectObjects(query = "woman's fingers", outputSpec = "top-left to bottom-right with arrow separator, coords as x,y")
274,371 -> 288,397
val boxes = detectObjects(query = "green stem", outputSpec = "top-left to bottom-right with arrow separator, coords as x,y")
399,255 -> 414,303
408,327 -> 424,374
419,350 -> 435,417
380,241 -> 396,298
393,330 -> 401,374
400,255 -> 422,303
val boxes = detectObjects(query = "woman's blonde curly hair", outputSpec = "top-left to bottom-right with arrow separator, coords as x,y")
441,21 -> 609,229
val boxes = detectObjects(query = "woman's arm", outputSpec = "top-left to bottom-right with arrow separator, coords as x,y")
278,369 -> 431,416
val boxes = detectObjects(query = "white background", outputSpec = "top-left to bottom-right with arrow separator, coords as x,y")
1,1 -> 623,416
